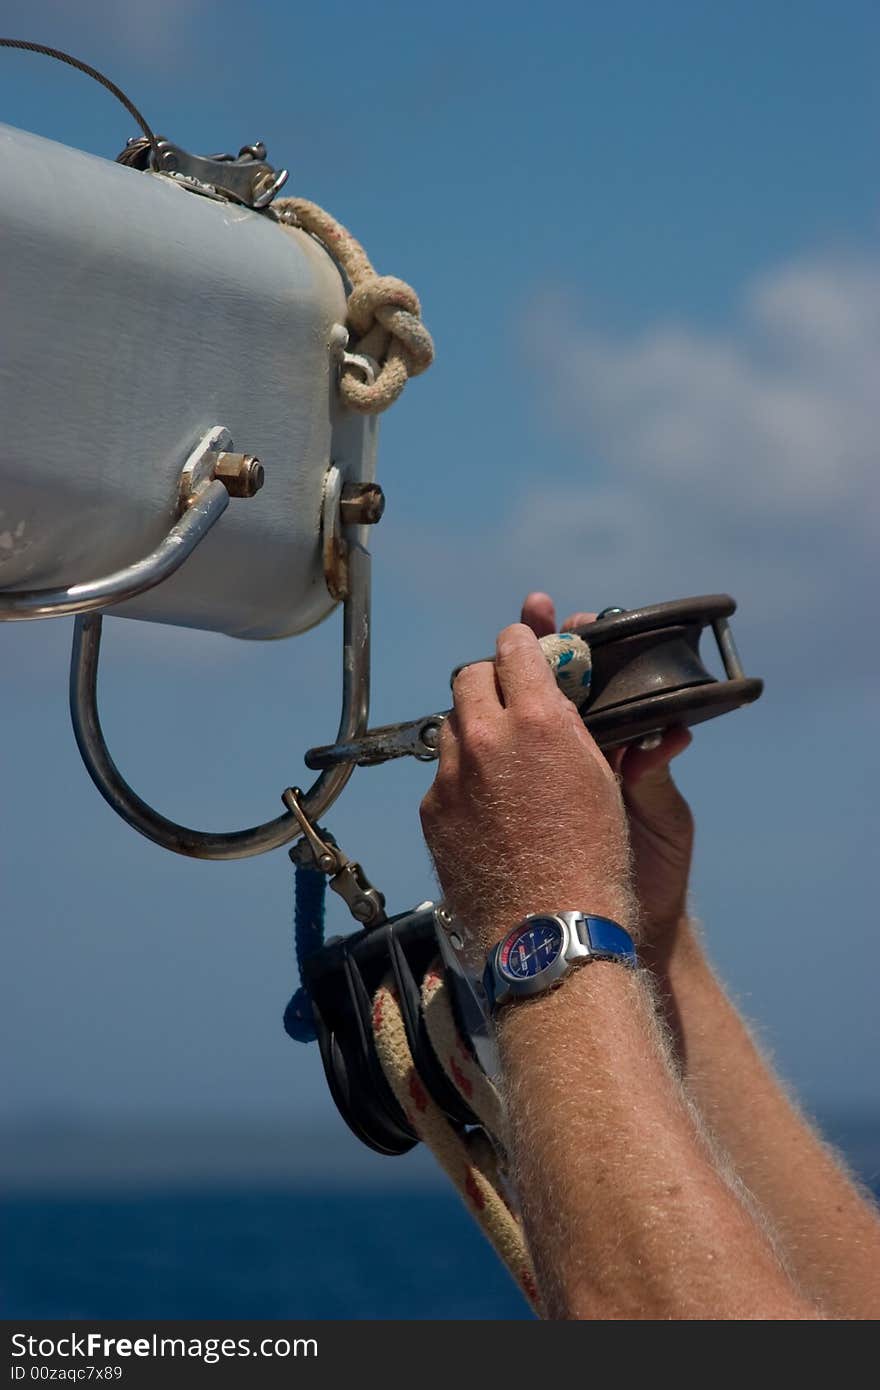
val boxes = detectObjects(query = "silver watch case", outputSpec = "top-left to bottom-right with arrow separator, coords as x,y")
488,911 -> 592,1008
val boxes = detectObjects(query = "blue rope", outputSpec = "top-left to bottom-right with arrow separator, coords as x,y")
283,839 -> 335,1043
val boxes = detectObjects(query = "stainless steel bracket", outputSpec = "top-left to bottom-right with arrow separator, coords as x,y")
118,135 -> 289,209
68,535 -> 373,860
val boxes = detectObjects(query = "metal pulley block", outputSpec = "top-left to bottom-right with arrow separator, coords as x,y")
282,793 -> 486,1156
566,594 -> 763,747
305,594 -> 764,770
291,904 -> 481,1156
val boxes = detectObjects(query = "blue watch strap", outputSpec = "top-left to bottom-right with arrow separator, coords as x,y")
581,915 -> 638,965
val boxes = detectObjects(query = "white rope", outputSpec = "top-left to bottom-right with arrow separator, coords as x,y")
274,196 -> 434,415
537,631 -> 592,706
371,971 -> 542,1314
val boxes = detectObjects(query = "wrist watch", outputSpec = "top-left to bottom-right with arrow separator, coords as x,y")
482,911 -> 637,1013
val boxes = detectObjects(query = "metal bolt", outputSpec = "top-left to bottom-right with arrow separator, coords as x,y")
162,149 -> 179,171
351,897 -> 374,922
420,721 -> 441,750
213,451 -> 265,498
340,482 -> 386,527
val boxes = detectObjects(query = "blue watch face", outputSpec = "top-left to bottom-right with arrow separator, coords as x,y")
499,917 -> 564,980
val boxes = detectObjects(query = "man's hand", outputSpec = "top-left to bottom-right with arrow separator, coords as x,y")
420,622 -> 634,962
521,592 -> 693,959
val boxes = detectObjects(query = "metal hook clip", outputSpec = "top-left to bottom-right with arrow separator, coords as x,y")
283,788 -> 387,927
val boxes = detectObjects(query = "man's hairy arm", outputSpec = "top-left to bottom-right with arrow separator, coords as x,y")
497,961 -> 811,1319
652,924 -> 880,1320
421,623 -> 816,1320
522,591 -> 880,1319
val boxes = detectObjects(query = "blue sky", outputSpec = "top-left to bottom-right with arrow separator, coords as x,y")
1,0 -> 878,1173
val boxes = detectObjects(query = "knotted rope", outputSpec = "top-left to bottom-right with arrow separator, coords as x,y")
274,197 -> 435,414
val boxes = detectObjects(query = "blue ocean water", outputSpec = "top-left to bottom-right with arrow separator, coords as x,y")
0,1188 -> 532,1320
2,1116 -> 877,1320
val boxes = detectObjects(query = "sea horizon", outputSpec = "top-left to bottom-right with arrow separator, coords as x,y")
2,1110 -> 878,1320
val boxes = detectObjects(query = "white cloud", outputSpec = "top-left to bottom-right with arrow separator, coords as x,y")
510,254 -> 880,663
